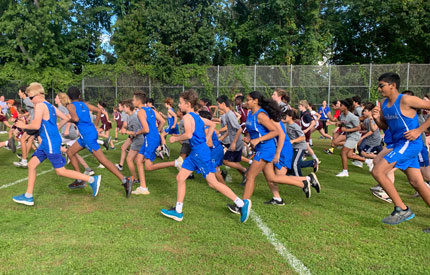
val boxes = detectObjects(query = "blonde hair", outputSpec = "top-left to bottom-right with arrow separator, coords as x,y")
26,82 -> 45,97
299,100 -> 309,108
57,92 -> 71,106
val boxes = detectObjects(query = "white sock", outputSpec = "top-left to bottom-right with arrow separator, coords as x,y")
25,192 -> 32,198
97,140 -> 104,145
140,187 -> 148,192
249,160 -> 253,165
312,154 -> 318,160
343,169 -> 348,173
176,202 -> 183,213
273,197 -> 282,202
306,176 -> 311,182
22,159 -> 27,164
309,139 -> 313,146
5,140 -> 8,146
234,197 -> 244,207
88,177 -> 95,183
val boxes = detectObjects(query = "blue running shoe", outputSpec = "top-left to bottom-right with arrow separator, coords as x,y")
89,175 -> 101,197
161,207 -> 183,221
382,206 -> 415,225
240,199 -> 252,223
13,194 -> 34,206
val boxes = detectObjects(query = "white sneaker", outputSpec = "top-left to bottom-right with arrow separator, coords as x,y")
370,185 -> 383,192
13,160 -> 28,168
365,159 -> 374,172
132,186 -> 150,195
372,190 -> 392,203
336,171 -> 349,177
115,164 -> 123,171
352,160 -> 363,168
174,156 -> 184,171
97,163 -> 105,169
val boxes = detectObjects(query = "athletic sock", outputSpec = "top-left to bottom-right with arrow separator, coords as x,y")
312,154 -> 318,160
88,177 -> 95,183
176,202 -> 183,213
343,169 -> 348,173
22,159 -> 27,164
122,177 -> 127,184
309,139 -> 313,146
24,193 -> 32,198
118,164 -> 123,168
85,167 -> 92,172
234,197 -> 244,207
306,176 -> 311,182
273,197 -> 282,202
140,187 -> 148,192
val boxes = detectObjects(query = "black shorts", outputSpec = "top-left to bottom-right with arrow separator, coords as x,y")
223,150 -> 242,162
24,129 -> 39,137
180,143 -> 191,156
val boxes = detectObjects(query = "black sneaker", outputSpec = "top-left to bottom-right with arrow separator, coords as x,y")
227,203 -> 240,214
241,168 -> 248,186
313,159 -> 319,173
221,170 -> 227,180
308,173 -> 321,193
103,138 -> 110,150
16,153 -> 22,160
133,179 -> 140,185
8,137 -> 16,153
302,179 -> 311,198
68,180 -> 86,189
122,177 -> 133,198
187,173 -> 195,180
264,198 -> 285,206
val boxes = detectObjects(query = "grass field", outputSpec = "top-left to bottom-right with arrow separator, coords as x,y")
1,130 -> 430,274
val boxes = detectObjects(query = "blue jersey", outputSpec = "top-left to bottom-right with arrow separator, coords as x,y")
246,108 -> 276,152
167,108 -> 178,129
142,106 -> 160,142
39,102 -> 62,154
188,112 -> 206,148
276,122 -> 293,158
205,125 -> 221,149
318,106 -> 331,120
72,101 -> 98,138
382,94 -> 421,146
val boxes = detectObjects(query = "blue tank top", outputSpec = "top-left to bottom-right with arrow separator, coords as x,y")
167,107 -> 178,129
246,108 -> 276,151
384,129 -> 392,146
72,101 -> 97,137
188,112 -> 206,148
276,122 -> 293,157
382,94 -> 421,145
205,126 -> 221,149
142,106 -> 160,141
39,102 -> 62,154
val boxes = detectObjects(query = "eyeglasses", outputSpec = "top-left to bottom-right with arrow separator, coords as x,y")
29,95 -> 37,100
378,83 -> 388,89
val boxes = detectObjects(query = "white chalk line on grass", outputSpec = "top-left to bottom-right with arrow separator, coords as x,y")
251,210 -> 312,275
0,140 -> 125,190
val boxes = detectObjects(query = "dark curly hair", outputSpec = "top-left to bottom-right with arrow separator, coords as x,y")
248,91 -> 281,122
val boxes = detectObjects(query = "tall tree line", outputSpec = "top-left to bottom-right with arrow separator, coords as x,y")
1,0 -> 429,75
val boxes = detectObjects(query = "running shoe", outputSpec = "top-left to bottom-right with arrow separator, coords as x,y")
370,185 -> 383,193
161,207 -> 183,221
175,156 -> 183,171
240,199 -> 252,223
89,175 -> 101,197
372,190 -> 392,203
13,160 -> 27,168
68,180 -> 86,189
263,198 -> 285,206
162,144 -> 170,159
352,160 -> 363,168
8,137 -> 16,153
103,138 -> 110,150
365,158 -> 374,172
115,164 -> 123,171
313,159 -> 319,173
227,203 -> 240,214
308,173 -> 321,193
122,177 -> 133,198
132,186 -> 150,195
12,194 -> 34,206
241,169 -> 248,186
382,206 -> 415,225
302,179 -> 311,198
336,170 -> 349,177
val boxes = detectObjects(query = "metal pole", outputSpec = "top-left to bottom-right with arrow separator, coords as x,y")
182,83 -> 185,93
253,64 -> 257,90
406,62 -> 410,90
82,77 -> 85,100
290,64 -> 293,91
216,65 -> 220,98
369,63 -> 372,100
149,76 -> 152,98
115,75 -> 118,101
327,65 -> 331,104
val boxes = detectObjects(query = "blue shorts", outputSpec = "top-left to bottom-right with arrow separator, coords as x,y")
254,144 -> 276,162
138,137 -> 160,162
211,145 -> 224,168
164,127 -> 179,135
183,144 -> 216,178
77,136 -> 100,153
384,140 -> 421,170
33,148 -> 66,169
274,153 -> 292,170
418,145 -> 429,167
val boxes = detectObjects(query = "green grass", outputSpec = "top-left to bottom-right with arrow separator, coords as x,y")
1,130 -> 430,274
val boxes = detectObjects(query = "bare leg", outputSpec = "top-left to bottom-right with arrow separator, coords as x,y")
25,157 -> 41,195
205,173 -> 238,201
372,159 -> 405,209
136,154 -> 147,188
405,168 -> 430,206
126,150 -> 138,180
144,158 -> 175,171
263,163 -> 306,188
119,138 -> 132,166
55,167 -> 90,182
176,168 -> 193,203
67,142 -> 85,172
92,148 -> 124,181
243,160 -> 267,199
215,167 -> 225,184
223,160 -> 246,174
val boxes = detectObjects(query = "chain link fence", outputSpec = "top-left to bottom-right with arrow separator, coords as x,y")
2,64 -> 430,112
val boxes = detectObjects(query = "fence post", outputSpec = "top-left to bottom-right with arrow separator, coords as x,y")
327,64 -> 331,104
149,76 -> 152,98
81,77 -> 85,100
406,62 -> 410,90
290,64 -> 293,92
115,74 -> 118,101
254,64 -> 257,90
368,63 -> 372,100
216,65 -> 220,98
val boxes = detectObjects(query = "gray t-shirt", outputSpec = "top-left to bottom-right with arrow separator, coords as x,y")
179,119 -> 189,144
340,112 -> 361,139
418,114 -> 427,144
58,105 -> 78,139
121,111 -> 129,123
23,97 -> 34,120
363,118 -> 381,147
286,123 -> 307,150
220,114 -> 231,144
354,106 -> 363,117
225,110 -> 243,151
127,111 -> 145,144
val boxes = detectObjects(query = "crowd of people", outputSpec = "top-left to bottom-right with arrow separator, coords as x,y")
0,72 -> 429,226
